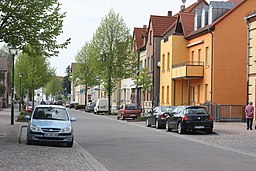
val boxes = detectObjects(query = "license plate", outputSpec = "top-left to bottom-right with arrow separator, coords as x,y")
44,133 -> 58,137
130,114 -> 136,116
195,126 -> 204,129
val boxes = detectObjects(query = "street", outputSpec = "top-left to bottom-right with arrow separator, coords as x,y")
2,108 -> 256,171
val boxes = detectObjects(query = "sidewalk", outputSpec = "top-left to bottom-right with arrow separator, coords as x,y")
0,106 -> 26,145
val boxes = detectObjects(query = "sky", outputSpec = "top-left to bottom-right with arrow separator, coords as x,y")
51,0 -> 200,76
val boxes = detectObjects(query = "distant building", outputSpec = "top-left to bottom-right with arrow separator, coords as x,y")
0,56 -> 9,108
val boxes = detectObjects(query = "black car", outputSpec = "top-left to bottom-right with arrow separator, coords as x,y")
146,106 -> 176,129
85,102 -> 96,112
165,106 -> 213,134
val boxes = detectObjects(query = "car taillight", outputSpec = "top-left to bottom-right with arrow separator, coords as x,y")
209,115 -> 213,121
181,115 -> 189,121
160,114 -> 168,119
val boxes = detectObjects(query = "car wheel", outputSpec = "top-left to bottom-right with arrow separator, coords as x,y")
166,121 -> 172,132
117,115 -> 120,120
26,139 -> 33,145
206,128 -> 213,134
67,138 -> 74,147
177,122 -> 185,134
155,119 -> 160,129
146,118 -> 151,127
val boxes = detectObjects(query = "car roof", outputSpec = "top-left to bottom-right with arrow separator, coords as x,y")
35,105 -> 66,109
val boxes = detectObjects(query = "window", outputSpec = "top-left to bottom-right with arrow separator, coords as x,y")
205,47 -> 209,66
167,86 -> 170,104
144,59 -> 146,67
167,53 -> 170,70
162,54 -> 165,71
198,49 -> 201,64
151,56 -> 153,72
149,30 -> 152,44
162,86 -> 164,104
197,85 -> 200,104
191,51 -> 194,64
205,84 -> 208,101
148,57 -> 150,71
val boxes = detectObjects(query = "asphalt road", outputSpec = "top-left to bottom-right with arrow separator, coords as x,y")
70,109 -> 256,171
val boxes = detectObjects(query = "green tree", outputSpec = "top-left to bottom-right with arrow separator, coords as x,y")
134,67 -> 152,115
45,76 -> 62,101
62,65 -> 71,98
0,0 -> 70,56
73,42 -> 99,107
15,45 -> 54,104
90,9 -> 136,114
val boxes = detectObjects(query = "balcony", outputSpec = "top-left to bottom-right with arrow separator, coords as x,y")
172,61 -> 204,79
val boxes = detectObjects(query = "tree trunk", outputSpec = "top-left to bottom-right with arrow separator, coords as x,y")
84,83 -> 88,111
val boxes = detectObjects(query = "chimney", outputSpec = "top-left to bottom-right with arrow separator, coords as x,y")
180,5 -> 185,11
143,25 -> 147,29
167,11 -> 172,16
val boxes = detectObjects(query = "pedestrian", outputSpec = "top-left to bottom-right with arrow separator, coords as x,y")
40,99 -> 46,105
245,102 -> 254,130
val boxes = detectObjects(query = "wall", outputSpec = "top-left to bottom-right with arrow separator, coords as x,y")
213,0 -> 255,105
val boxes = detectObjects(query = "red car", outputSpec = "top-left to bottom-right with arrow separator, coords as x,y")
117,104 -> 141,120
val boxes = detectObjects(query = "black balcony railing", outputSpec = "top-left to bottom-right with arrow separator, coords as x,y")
172,61 -> 204,68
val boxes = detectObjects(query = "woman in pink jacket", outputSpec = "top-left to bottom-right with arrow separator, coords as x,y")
245,102 -> 254,130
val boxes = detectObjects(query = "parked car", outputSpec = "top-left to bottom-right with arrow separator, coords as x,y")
69,101 -> 79,109
165,106 -> 213,134
94,99 -> 108,114
26,101 -> 39,112
146,106 -> 176,129
85,102 -> 96,112
117,104 -> 141,120
25,105 -> 76,147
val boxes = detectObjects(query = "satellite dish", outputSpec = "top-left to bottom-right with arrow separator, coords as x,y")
157,61 -> 161,68
182,0 -> 186,4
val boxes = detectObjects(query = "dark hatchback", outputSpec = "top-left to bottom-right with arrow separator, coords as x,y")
85,102 -> 96,112
146,106 -> 176,129
165,106 -> 213,134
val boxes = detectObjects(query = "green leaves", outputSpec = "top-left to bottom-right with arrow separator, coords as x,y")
0,0 -> 70,57
15,44 -> 54,96
134,67 -> 152,93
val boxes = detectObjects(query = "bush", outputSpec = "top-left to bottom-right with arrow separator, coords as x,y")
136,116 -> 146,121
75,105 -> 85,110
17,111 -> 31,122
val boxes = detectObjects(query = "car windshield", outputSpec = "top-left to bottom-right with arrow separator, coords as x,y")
161,107 -> 175,113
33,107 -> 69,121
184,107 -> 207,114
125,104 -> 139,110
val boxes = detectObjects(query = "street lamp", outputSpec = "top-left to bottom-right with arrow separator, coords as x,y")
18,72 -> 22,111
9,45 -> 18,125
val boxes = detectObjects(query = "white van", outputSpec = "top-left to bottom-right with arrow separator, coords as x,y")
94,98 -> 108,114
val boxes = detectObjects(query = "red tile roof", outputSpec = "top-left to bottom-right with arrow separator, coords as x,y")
179,13 -> 195,37
174,0 -> 208,16
150,15 -> 177,37
133,27 -> 147,50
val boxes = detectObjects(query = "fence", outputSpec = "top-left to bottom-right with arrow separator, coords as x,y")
202,104 -> 246,122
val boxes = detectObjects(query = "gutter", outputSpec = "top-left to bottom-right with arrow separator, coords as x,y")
208,28 -> 214,107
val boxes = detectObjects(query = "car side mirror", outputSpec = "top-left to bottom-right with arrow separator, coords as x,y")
25,115 -> 31,120
70,117 -> 76,122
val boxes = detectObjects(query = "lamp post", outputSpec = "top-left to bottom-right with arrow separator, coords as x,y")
18,72 -> 22,111
9,45 -> 18,125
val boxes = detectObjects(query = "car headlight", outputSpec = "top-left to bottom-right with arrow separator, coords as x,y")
30,124 -> 41,132
62,126 -> 72,133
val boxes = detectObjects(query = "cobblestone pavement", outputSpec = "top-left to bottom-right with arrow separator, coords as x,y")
0,107 -> 108,171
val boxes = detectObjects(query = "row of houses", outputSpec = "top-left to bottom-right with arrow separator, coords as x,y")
70,0 -> 256,120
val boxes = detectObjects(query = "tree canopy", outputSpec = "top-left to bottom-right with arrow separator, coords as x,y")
90,9 -> 136,114
15,45 -> 54,98
45,76 -> 62,100
0,0 -> 70,56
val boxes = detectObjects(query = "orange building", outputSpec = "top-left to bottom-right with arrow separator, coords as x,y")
160,0 -> 255,109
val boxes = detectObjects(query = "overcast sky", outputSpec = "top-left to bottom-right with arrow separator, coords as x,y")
52,0 -> 200,76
